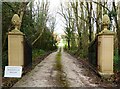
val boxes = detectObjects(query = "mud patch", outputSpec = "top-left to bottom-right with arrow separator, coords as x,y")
55,49 -> 69,87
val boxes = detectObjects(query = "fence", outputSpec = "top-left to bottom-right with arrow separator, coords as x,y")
88,37 -> 98,68
24,36 -> 32,67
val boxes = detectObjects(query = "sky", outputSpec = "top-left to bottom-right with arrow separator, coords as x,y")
48,0 -> 66,35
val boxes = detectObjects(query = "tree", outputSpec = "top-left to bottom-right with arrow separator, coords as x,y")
86,2 -> 93,42
117,1 -> 120,62
58,3 -> 74,50
32,0 -> 50,46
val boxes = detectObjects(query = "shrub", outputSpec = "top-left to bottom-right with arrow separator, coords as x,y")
32,49 -> 45,61
114,49 -> 120,72
2,51 -> 8,76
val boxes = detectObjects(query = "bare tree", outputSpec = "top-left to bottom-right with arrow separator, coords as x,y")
32,0 -> 49,46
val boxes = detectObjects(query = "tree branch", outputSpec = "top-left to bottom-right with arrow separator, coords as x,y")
92,1 -> 110,12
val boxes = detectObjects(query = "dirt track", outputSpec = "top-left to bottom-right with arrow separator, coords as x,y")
12,49 -> 116,87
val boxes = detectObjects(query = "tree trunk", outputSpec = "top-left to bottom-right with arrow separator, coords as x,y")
68,39 -> 70,50
87,2 -> 93,42
18,2 -> 29,30
96,0 -> 102,34
32,28 -> 45,46
71,2 -> 82,50
117,1 -> 120,60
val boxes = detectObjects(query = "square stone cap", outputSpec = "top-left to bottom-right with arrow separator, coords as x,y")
97,30 -> 114,36
8,29 -> 25,35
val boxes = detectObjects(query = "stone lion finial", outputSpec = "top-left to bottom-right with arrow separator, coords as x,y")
102,14 -> 110,26
11,14 -> 21,30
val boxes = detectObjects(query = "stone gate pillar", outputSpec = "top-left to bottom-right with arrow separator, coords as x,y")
8,14 -> 24,66
97,14 -> 114,77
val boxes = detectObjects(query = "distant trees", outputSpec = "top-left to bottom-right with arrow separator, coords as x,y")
59,0 -> 120,59
58,3 -> 73,50
30,0 -> 57,50
31,0 -> 49,46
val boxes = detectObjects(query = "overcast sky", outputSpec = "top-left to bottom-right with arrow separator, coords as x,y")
48,0 -> 67,35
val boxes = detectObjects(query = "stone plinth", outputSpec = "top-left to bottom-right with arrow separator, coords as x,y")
8,30 -> 24,66
97,30 -> 114,77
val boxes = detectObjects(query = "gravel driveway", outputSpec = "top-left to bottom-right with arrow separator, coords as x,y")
12,49 -> 116,88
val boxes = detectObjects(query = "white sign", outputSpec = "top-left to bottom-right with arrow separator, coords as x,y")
4,66 -> 22,78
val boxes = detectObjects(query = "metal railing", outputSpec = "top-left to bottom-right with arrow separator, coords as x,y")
88,37 -> 98,68
24,36 -> 32,67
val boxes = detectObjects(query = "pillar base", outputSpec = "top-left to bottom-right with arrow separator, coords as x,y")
98,71 -> 114,78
